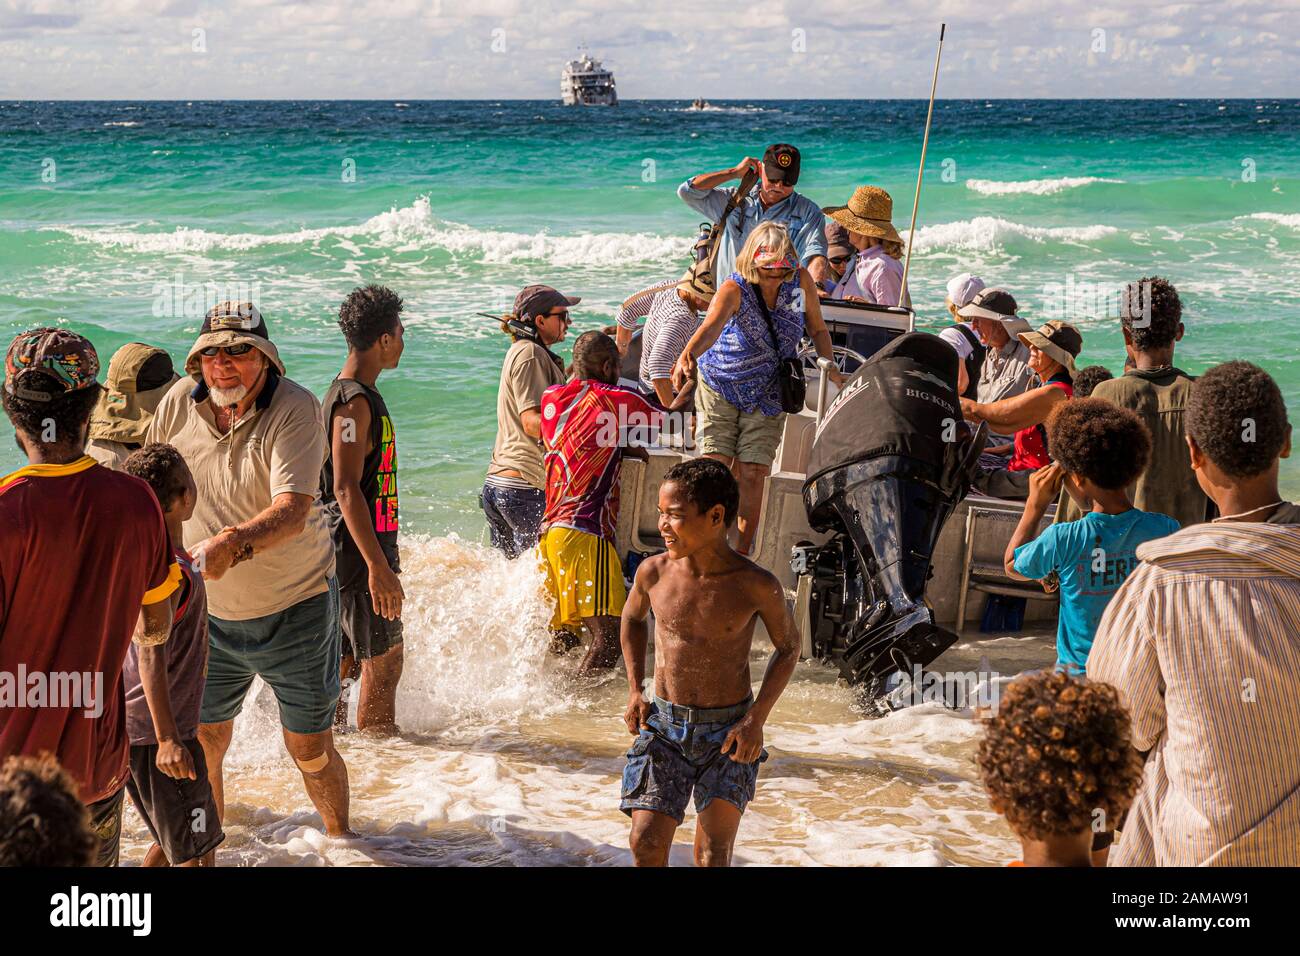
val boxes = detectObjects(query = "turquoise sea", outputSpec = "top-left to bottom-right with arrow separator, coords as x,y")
2,99 -> 1298,536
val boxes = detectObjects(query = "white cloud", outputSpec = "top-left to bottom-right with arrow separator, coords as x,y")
0,0 -> 1294,97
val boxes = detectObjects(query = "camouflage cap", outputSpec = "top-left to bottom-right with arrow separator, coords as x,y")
4,328 -> 101,403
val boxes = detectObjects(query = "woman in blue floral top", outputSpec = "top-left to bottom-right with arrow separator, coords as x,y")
673,221 -> 843,555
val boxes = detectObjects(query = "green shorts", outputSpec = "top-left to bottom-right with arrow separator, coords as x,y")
694,377 -> 786,466
200,579 -> 341,735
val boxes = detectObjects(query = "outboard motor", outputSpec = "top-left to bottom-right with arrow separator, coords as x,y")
795,333 -> 986,707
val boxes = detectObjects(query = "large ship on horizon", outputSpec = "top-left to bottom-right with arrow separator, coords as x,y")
561,53 -> 618,106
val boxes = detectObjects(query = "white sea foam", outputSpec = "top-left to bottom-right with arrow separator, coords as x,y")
905,216 -> 1120,252
1240,212 -> 1300,230
102,121 -> 141,127
965,176 -> 1123,196
112,533 -> 1030,867
53,196 -> 689,268
670,105 -> 770,114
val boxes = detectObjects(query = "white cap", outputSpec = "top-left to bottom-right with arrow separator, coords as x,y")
945,273 -> 986,309
937,326 -> 974,360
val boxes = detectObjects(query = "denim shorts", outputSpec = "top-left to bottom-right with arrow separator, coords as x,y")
619,695 -> 768,824
200,579 -> 341,735
480,483 -> 546,559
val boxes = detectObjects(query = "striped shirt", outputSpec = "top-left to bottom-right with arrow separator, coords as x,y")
1088,520 -> 1300,866
616,279 -> 678,330
639,289 -> 701,392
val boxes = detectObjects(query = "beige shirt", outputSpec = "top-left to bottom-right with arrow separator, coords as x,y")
85,438 -> 133,471
488,339 -> 565,489
1089,521 -> 1300,866
147,375 -> 334,621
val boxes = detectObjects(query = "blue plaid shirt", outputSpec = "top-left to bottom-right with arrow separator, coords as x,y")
677,179 -> 827,283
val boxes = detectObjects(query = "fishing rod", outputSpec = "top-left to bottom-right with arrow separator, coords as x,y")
898,23 -> 946,331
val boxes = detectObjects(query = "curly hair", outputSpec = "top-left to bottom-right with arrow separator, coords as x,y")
663,458 -> 739,526
1121,276 -> 1182,352
0,754 -> 96,866
123,442 -> 191,511
1071,365 -> 1113,399
978,670 -> 1143,841
1046,397 -> 1151,490
338,284 -> 403,352
1187,360 -> 1290,478
1,386 -> 99,448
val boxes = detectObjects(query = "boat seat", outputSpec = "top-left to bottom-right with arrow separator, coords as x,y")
773,410 -> 818,476
954,502 -> 1058,637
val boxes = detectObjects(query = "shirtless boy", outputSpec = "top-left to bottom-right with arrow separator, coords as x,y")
619,457 -> 799,867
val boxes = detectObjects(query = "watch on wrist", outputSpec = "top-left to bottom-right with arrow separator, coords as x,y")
220,526 -> 254,566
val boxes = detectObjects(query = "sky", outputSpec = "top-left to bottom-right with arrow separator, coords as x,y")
0,0 -> 1296,99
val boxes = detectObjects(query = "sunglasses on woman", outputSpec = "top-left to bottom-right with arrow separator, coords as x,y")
544,309 -> 572,324
200,343 -> 256,358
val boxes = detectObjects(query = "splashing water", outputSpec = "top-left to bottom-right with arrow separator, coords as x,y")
117,536 -> 1045,867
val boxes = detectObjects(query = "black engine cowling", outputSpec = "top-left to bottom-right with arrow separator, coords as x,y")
797,332 -> 986,701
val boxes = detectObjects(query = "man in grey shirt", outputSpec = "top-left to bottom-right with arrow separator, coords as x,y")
958,288 -> 1036,448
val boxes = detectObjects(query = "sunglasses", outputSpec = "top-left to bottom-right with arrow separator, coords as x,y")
200,343 -> 256,358
544,309 -> 572,324
829,255 -> 852,267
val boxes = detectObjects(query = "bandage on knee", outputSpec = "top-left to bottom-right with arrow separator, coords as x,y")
295,751 -> 330,773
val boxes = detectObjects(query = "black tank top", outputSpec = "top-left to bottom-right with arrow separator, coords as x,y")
320,378 -> 399,565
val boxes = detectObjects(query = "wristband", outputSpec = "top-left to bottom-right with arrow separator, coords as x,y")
220,526 -> 254,566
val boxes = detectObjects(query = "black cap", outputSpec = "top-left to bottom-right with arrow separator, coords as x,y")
763,144 -> 801,186
957,288 -> 1019,322
514,284 -> 581,323
201,301 -> 271,341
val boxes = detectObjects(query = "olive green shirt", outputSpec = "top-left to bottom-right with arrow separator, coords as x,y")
1057,366 -> 1209,528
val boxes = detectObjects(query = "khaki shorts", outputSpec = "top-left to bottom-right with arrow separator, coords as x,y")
694,377 -> 786,466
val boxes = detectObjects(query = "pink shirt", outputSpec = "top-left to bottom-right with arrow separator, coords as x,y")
831,244 -> 905,306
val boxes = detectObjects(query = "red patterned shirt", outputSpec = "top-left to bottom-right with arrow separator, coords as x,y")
539,380 -> 662,542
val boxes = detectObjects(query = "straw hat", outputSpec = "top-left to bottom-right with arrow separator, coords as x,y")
822,186 -> 902,244
677,259 -> 715,304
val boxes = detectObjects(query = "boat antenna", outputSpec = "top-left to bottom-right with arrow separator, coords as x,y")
898,22 -> 946,331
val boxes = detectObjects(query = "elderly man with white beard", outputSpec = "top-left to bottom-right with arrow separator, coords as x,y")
147,302 -> 352,838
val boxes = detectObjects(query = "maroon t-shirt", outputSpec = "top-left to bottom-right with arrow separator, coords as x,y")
123,549 -> 208,746
0,456 -> 179,804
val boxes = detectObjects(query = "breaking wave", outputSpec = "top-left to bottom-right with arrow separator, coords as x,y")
1239,212 -> 1300,230
52,197 -> 690,268
965,176 -> 1124,196
905,216 -> 1120,252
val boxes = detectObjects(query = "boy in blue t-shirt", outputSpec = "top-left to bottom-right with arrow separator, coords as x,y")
1004,398 -> 1180,673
